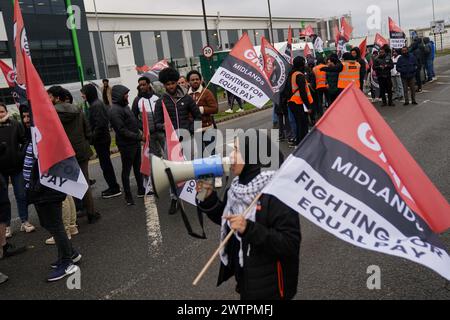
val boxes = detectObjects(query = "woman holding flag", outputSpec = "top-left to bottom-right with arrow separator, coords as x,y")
196,132 -> 301,300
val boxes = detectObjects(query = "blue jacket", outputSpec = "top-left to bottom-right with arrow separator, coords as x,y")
396,54 -> 418,79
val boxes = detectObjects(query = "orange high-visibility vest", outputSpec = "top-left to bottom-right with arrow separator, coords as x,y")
338,61 -> 361,89
289,71 -> 314,105
313,64 -> 328,89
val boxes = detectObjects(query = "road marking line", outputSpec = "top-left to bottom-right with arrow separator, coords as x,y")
144,195 -> 163,256
103,273 -> 150,300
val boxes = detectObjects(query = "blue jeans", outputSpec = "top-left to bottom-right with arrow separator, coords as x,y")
272,106 -> 279,124
426,59 -> 435,80
2,172 -> 29,225
288,108 -> 297,135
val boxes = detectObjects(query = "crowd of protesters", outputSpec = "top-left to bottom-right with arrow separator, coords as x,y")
0,35 -> 438,296
274,36 -> 437,149
0,67 -> 216,284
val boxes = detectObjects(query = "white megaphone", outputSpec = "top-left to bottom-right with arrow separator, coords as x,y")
150,155 -> 231,198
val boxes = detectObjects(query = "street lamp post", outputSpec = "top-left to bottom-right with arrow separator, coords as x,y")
432,0 -> 436,21
267,0 -> 275,45
432,0 -> 437,49
397,0 -> 401,27
93,0 -> 108,78
201,0 -> 210,46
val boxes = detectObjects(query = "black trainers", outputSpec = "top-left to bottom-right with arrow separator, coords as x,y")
1,243 -> 27,258
87,212 -> 101,224
168,199 -> 179,215
412,101 -> 418,105
137,189 -> 146,198
51,251 -> 82,269
89,179 -> 96,186
126,194 -> 135,206
102,188 -> 122,199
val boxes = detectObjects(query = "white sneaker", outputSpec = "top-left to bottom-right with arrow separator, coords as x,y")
69,225 -> 79,236
5,227 -> 12,239
225,108 -> 234,114
45,232 -> 71,245
236,109 -> 244,113
214,177 -> 223,189
20,222 -> 36,233
45,237 -> 55,245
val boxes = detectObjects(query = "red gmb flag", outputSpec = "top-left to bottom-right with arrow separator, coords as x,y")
340,17 -> 353,42
261,37 -> 292,105
359,37 -> 367,59
211,33 -> 273,108
23,44 -> 74,175
150,59 -> 169,72
264,83 -> 450,280
0,60 -> 15,88
374,33 -> 389,51
303,25 -> 315,37
334,25 -> 340,45
14,0 -> 29,88
0,59 -> 27,107
161,100 -> 196,206
140,99 -> 151,176
281,25 -> 293,65
388,17 -> 405,35
162,100 -> 184,162
24,52 -> 88,199
389,17 -> 406,49
303,43 -> 312,57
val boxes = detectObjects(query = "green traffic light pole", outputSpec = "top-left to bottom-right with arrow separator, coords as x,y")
12,0 -> 86,93
65,0 -> 85,85
65,0 -> 88,114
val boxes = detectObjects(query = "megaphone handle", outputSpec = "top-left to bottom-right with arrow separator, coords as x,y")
196,177 -> 214,202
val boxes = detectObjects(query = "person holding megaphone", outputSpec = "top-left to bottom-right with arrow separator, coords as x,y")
195,132 -> 301,300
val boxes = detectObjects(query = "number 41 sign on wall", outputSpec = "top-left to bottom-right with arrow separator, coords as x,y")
114,32 -> 137,104
116,33 -> 132,49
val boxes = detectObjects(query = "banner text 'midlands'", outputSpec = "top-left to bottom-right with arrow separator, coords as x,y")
331,156 -> 424,233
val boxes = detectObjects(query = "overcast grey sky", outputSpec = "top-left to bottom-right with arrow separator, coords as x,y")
85,0 -> 450,36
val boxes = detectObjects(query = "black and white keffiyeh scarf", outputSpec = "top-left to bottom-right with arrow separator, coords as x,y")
220,171 -> 276,267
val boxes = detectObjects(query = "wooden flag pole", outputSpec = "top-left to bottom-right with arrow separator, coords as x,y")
192,193 -> 262,286
194,80 -> 212,104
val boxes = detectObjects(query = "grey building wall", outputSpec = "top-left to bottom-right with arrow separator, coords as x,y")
0,0 -> 96,84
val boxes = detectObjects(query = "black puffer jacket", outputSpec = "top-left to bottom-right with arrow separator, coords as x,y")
109,85 -> 142,147
374,53 -> 394,79
0,116 -> 26,175
197,135 -> 300,300
154,86 -> 202,135
199,190 -> 300,300
55,103 -> 93,163
83,84 -> 111,145
131,91 -> 160,134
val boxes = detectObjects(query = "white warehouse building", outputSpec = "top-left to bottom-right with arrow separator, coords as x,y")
84,9 -> 345,79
